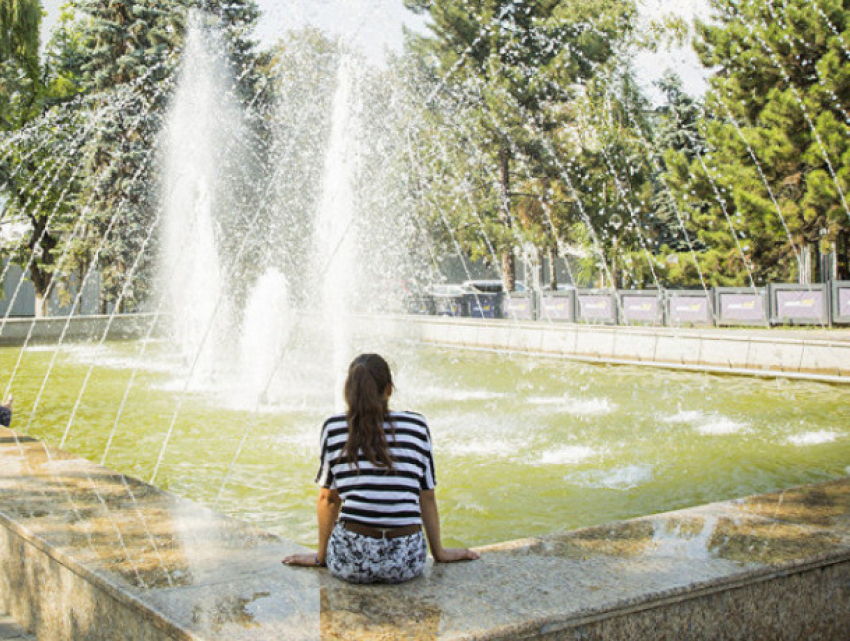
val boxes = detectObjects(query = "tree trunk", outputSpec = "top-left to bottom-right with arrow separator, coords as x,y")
547,247 -> 557,290
33,291 -> 49,318
498,147 -> 516,291
813,240 -> 823,283
611,236 -> 619,289
27,210 -> 57,318
835,235 -> 848,280
831,240 -> 838,281
800,243 -> 812,285
28,264 -> 51,319
838,231 -> 849,280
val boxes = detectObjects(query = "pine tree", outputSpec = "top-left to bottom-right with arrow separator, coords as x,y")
668,0 -> 850,284
54,1 -> 182,312
1,0 -> 86,316
650,73 -> 707,259
59,0 -> 265,312
186,0 -> 263,100
3,0 -> 266,315
404,0 -> 637,290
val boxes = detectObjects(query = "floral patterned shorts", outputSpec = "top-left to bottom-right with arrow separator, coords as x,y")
326,522 -> 427,584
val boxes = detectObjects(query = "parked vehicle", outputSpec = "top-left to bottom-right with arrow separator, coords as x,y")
462,280 -> 503,293
429,284 -> 467,316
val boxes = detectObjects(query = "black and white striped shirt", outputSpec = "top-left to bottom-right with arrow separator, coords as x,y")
316,411 -> 437,529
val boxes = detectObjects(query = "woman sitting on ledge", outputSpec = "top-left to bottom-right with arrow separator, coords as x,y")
0,395 -> 12,428
283,353 -> 479,583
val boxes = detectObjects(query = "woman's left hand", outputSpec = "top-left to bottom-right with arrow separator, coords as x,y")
282,553 -> 324,567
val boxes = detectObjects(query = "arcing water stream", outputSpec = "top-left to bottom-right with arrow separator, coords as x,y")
2,339 -> 848,548
2,6 -> 849,555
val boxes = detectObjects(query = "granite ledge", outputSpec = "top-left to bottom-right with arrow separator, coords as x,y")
2,427 -> 850,640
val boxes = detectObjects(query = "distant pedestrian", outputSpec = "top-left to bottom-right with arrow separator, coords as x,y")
283,353 -> 479,583
0,395 -> 12,427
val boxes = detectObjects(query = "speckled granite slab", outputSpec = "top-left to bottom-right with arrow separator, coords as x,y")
1,426 -> 849,640
0,613 -> 34,640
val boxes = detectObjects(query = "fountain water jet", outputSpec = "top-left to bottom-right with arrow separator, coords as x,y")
159,14 -> 245,382
311,55 -> 360,408
1,1 -> 848,573
238,267 -> 292,404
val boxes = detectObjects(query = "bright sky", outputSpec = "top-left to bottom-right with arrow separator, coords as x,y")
41,0 -> 711,98
253,0 -> 426,60
637,0 -> 712,98
40,0 -> 424,62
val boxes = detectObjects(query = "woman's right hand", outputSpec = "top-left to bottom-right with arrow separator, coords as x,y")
434,547 -> 480,563
282,553 -> 325,567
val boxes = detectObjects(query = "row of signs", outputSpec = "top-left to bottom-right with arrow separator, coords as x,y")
503,283 -> 850,326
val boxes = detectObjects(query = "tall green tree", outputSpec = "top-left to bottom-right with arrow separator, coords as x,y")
187,0 -> 263,100
650,73 -> 704,252
1,0 -> 87,316
565,68 -> 661,289
666,0 -> 850,285
404,0 -> 637,290
644,72 -> 712,287
60,0 -> 183,311
53,0 -> 264,312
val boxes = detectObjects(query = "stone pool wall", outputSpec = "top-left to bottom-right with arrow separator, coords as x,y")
357,314 -> 850,383
0,315 -> 160,346
2,313 -> 849,382
1,427 -> 849,640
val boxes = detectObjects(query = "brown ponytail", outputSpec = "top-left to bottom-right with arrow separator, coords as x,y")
343,353 -> 395,472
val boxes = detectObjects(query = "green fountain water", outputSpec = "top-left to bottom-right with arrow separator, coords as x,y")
3,339 -> 848,548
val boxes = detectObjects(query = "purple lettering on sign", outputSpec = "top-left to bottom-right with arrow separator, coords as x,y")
669,295 -> 710,323
506,297 -> 533,320
622,296 -> 659,322
540,296 -> 572,321
719,293 -> 765,322
578,295 -> 614,321
776,290 -> 823,320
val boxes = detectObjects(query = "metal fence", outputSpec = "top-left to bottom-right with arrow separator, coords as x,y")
0,262 -> 101,317
408,281 -> 850,327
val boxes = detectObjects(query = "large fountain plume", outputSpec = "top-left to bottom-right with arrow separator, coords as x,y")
155,8 -> 434,410
311,55 -> 360,406
158,22 -> 368,406
159,13 -> 244,382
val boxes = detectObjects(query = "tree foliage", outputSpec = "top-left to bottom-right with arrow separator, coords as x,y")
0,0 -> 40,80
47,0 -> 264,312
4,0 -> 850,318
664,0 -> 850,285
0,0 -> 89,316
404,0 -> 638,290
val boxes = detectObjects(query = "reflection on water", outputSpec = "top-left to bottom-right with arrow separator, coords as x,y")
518,483 -> 849,566
788,430 -> 839,446
2,341 -> 849,547
566,463 -> 655,490
319,580 -> 442,639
